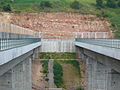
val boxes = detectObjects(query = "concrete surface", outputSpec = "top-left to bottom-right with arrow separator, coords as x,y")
48,60 -> 54,88
0,58 -> 32,90
41,39 -> 75,52
75,42 -> 120,60
0,42 -> 41,65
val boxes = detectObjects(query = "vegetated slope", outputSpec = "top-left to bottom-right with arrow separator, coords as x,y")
0,0 -> 119,38
10,13 -> 112,39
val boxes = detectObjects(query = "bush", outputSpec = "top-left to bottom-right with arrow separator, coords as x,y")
40,1 -> 52,8
76,88 -> 84,90
41,60 -> 49,74
118,1 -> 120,7
96,0 -> 104,8
2,4 -> 12,12
106,0 -> 118,8
53,61 -> 64,88
70,1 -> 81,9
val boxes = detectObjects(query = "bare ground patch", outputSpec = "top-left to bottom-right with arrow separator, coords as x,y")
32,59 -> 48,90
61,63 -> 81,89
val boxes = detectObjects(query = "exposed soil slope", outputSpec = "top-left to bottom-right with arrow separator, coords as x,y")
10,13 -> 112,39
0,12 -> 113,38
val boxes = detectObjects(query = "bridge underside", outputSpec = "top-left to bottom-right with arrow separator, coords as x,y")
76,46 -> 120,90
0,46 -> 40,90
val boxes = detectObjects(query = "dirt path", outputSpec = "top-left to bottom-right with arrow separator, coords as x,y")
61,63 -> 81,88
32,59 -> 48,90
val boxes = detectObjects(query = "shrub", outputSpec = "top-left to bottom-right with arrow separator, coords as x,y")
2,4 -> 12,12
53,61 -> 64,88
118,1 -> 120,7
40,1 -> 52,8
106,0 -> 117,8
96,0 -> 104,8
76,88 -> 84,90
41,60 -> 49,74
70,1 -> 81,9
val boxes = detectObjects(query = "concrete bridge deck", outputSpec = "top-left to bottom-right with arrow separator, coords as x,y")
75,39 -> 120,60
75,39 -> 120,90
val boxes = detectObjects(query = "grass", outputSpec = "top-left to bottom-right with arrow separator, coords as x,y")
39,53 -> 82,88
60,60 -> 81,77
53,60 -> 64,88
39,53 -> 76,59
59,60 -> 82,88
0,0 -> 120,37
40,60 -> 49,74
76,88 -> 84,90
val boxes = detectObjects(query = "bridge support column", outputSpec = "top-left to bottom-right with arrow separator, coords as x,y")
33,47 -> 40,59
12,57 -> 32,90
86,58 -> 111,90
0,70 -> 12,90
111,70 -> 120,90
0,57 -> 32,90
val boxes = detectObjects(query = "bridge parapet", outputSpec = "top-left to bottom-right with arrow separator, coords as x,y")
76,38 -> 120,49
0,38 -> 41,51
75,39 -> 120,60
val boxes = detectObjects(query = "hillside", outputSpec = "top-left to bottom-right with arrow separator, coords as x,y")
0,0 -> 119,38
10,13 -> 112,39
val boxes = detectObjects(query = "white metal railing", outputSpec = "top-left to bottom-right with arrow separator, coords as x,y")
76,38 -> 120,49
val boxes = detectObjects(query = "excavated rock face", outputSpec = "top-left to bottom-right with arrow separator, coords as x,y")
0,12 -> 13,23
0,12 -> 113,39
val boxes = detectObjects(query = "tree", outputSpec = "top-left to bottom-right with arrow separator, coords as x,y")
106,0 -> 117,8
2,4 -> 12,12
96,0 -> 104,8
118,1 -> 120,7
40,1 -> 52,9
70,1 -> 81,9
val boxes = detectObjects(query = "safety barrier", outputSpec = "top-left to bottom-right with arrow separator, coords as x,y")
76,38 -> 120,49
0,38 -> 41,51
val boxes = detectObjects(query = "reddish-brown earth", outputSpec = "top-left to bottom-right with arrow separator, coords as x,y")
9,13 -> 113,39
32,59 -> 48,90
0,12 -> 113,38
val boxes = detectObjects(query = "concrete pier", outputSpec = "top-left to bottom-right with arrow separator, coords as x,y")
86,58 -> 111,90
76,46 -> 120,90
0,58 -> 32,90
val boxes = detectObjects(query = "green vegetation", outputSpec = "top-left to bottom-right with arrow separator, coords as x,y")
0,0 -> 12,12
40,1 -> 52,9
2,4 -> 12,12
61,60 -> 81,77
106,0 -> 118,8
53,60 -> 64,88
40,60 -> 49,74
0,0 -> 120,37
76,88 -> 84,90
59,60 -> 82,88
39,53 -> 76,59
96,0 -> 104,8
70,1 -> 82,9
